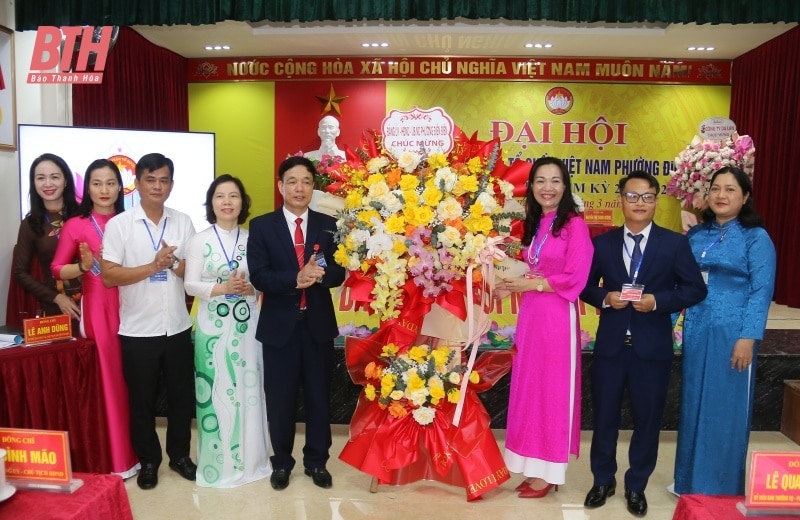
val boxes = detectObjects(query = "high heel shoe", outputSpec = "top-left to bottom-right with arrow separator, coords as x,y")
514,480 -> 533,492
518,482 -> 559,498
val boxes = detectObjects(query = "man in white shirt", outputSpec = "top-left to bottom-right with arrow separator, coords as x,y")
101,153 -> 197,490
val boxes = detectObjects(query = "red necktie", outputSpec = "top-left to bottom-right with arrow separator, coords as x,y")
294,217 -> 306,308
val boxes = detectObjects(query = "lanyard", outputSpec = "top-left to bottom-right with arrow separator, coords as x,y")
142,218 -> 167,252
623,238 -> 645,284
89,215 -> 104,240
701,222 -> 737,259
213,225 -> 240,270
527,219 -> 554,266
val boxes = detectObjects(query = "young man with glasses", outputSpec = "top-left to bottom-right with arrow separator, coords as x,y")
579,170 -> 707,517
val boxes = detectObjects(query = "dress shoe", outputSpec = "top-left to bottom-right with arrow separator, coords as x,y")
584,479 -> 616,508
168,456 -> 197,481
304,466 -> 333,488
518,482 -> 558,498
270,468 -> 291,490
137,462 -> 158,490
514,479 -> 532,492
625,489 -> 648,517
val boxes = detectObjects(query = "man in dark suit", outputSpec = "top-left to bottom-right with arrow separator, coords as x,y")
580,171 -> 707,517
248,156 -> 346,490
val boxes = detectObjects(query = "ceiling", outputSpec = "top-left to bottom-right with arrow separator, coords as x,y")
134,19 -> 797,61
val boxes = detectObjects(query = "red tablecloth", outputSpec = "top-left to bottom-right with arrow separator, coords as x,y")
0,339 -> 112,473
673,494 -> 800,520
0,473 -> 132,520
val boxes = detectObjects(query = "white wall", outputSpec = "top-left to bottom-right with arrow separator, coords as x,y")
0,2 -> 72,325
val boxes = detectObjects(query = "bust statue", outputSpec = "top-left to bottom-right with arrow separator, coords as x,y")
304,115 -> 346,161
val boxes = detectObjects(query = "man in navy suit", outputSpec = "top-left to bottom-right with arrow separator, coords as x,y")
580,171 -> 706,517
248,156 -> 346,490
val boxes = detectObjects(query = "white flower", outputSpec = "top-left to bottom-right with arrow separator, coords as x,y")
390,390 -> 404,400
434,167 -> 457,191
437,226 -> 462,247
436,196 -> 463,220
367,156 -> 390,173
448,372 -> 461,384
408,389 -> 429,407
476,191 -> 498,213
380,193 -> 404,214
350,228 -> 371,246
368,180 -> 390,199
396,151 -> 422,173
412,406 -> 436,426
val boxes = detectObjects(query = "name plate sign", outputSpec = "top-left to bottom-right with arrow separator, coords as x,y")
23,314 -> 73,345
739,451 -> 800,516
0,428 -> 72,484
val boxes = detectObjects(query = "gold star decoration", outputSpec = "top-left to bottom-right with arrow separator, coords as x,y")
316,84 -> 348,116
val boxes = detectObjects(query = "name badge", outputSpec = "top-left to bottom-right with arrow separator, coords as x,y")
89,258 -> 102,276
150,270 -> 168,282
701,270 -> 709,285
620,283 -> 644,301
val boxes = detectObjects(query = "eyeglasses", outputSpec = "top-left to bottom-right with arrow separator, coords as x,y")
623,192 -> 657,204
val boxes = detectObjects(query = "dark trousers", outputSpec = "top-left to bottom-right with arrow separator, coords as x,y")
120,329 -> 194,466
263,318 -> 332,471
589,343 -> 672,492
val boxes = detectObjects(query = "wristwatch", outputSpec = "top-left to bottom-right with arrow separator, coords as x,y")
169,257 -> 180,270
536,282 -> 544,292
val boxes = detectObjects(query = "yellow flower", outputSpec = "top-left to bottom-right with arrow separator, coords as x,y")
467,156 -> 484,174
345,190 -> 363,209
458,174 -> 479,193
431,346 -> 451,367
381,373 -> 397,397
408,345 -> 429,363
357,208 -> 381,225
469,370 -> 480,384
392,240 -> 408,255
402,190 -> 420,207
365,384 -> 376,401
407,371 -> 426,392
416,206 -> 434,225
447,388 -> 461,403
463,214 -> 493,235
399,174 -> 420,192
469,201 -> 486,215
429,378 -> 445,400
428,153 -> 449,169
382,343 -> 399,357
385,213 -> 406,234
422,186 -> 443,207
334,244 -> 349,267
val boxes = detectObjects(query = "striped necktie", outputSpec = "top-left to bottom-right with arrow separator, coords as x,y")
295,217 -> 306,308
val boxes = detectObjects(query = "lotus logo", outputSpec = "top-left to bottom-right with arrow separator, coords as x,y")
545,87 -> 574,115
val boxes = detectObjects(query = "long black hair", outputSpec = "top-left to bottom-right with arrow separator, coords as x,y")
26,153 -> 79,236
77,159 -> 126,218
701,166 -> 764,228
522,156 -> 579,245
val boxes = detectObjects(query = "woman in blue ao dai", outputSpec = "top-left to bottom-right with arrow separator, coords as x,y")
184,175 -> 271,487
674,167 -> 776,495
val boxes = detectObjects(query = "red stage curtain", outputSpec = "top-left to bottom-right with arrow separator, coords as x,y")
72,26 -> 188,131
730,26 -> 800,308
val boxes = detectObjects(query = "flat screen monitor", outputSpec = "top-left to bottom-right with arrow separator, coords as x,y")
18,124 -> 215,232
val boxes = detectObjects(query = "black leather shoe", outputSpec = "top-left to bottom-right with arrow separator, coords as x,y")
625,489 -> 648,517
270,468 -> 291,490
584,478 -> 616,508
304,466 -> 333,488
168,456 -> 197,481
137,462 -> 158,490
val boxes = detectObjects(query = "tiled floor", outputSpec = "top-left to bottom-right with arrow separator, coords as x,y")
124,303 -> 800,519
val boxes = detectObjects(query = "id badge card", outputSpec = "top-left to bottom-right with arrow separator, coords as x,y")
150,270 -> 168,282
314,252 -> 328,268
89,258 -> 102,276
620,283 -> 644,301
701,270 -> 709,285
